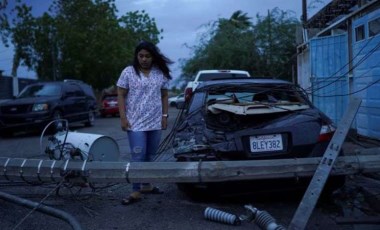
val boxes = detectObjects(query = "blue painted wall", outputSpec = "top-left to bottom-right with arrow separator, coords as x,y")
310,34 -> 349,125
352,9 -> 380,139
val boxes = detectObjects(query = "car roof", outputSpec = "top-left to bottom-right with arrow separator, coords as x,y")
196,78 -> 293,90
198,69 -> 250,74
26,81 -> 96,98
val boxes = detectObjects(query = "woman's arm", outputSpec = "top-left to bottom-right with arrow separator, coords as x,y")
161,89 -> 169,130
118,87 -> 130,130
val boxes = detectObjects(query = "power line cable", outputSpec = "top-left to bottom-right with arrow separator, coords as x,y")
313,41 -> 380,93
305,17 -> 375,91
309,40 -> 380,94
304,35 -> 376,92
311,59 -> 380,97
313,77 -> 380,97
305,37 -> 379,91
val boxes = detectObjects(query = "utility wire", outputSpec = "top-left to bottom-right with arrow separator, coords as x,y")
306,36 -> 380,94
311,59 -> 380,97
313,77 -> 380,97
12,178 -> 67,230
303,29 -> 376,93
310,41 -> 380,94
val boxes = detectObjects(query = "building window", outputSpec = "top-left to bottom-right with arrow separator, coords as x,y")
369,17 -> 380,37
355,25 -> 365,41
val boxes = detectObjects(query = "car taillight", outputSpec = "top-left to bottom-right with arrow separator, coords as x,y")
184,87 -> 193,102
318,124 -> 336,142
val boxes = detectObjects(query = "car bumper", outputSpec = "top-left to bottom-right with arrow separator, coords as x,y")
0,112 -> 51,131
100,107 -> 119,116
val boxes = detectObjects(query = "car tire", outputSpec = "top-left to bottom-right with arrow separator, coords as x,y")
170,101 -> 176,107
84,110 -> 95,127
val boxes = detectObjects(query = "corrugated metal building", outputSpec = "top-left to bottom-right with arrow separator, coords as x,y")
297,0 -> 380,140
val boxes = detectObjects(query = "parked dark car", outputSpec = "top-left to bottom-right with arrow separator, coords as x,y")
100,94 -> 119,117
0,79 -> 98,136
158,78 -> 344,198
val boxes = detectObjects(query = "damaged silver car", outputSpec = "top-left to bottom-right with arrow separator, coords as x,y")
158,78 -> 344,197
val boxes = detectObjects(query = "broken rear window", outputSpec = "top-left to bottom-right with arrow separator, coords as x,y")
206,85 -> 310,116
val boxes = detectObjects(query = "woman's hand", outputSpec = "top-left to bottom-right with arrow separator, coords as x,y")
121,117 -> 130,131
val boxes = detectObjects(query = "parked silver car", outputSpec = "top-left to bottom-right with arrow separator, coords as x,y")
168,93 -> 185,107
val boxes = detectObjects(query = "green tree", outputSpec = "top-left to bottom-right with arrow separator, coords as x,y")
181,10 -> 257,81
181,8 -> 300,81
253,8 -> 299,80
0,2 -> 36,77
0,0 -> 9,45
1,0 -> 162,90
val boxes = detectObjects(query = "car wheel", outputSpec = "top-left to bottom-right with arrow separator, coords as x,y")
170,101 -> 176,107
85,110 -> 95,127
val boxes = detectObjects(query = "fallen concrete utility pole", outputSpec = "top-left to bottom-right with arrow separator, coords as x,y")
1,154 -> 379,183
289,97 -> 362,230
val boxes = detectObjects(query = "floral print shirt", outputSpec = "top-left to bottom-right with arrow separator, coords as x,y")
117,66 -> 169,131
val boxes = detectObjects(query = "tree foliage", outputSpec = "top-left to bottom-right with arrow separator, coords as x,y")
1,0 -> 162,89
181,8 -> 300,82
253,8 -> 299,79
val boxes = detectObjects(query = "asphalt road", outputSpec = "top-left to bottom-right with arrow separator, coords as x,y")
0,107 -> 373,230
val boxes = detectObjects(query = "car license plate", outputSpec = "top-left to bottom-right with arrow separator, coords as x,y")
250,134 -> 283,152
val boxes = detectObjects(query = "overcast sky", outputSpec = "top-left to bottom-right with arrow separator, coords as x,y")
0,0 -> 328,81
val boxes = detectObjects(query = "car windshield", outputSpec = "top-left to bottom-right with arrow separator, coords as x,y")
18,84 -> 62,98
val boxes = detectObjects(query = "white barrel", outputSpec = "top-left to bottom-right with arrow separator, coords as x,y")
55,131 -> 120,161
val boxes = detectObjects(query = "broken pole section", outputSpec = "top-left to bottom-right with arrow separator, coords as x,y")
288,97 -> 362,230
1,154 -> 380,183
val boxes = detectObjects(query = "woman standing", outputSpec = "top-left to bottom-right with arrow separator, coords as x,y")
117,41 -> 172,205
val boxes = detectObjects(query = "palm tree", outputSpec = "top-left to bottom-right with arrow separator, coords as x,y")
228,10 -> 252,29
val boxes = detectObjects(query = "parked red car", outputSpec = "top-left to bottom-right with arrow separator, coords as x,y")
100,94 -> 119,117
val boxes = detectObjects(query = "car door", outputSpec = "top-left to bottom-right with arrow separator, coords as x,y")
62,83 -> 87,121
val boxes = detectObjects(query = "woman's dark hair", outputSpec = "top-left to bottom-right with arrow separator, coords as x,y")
132,41 -> 173,79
